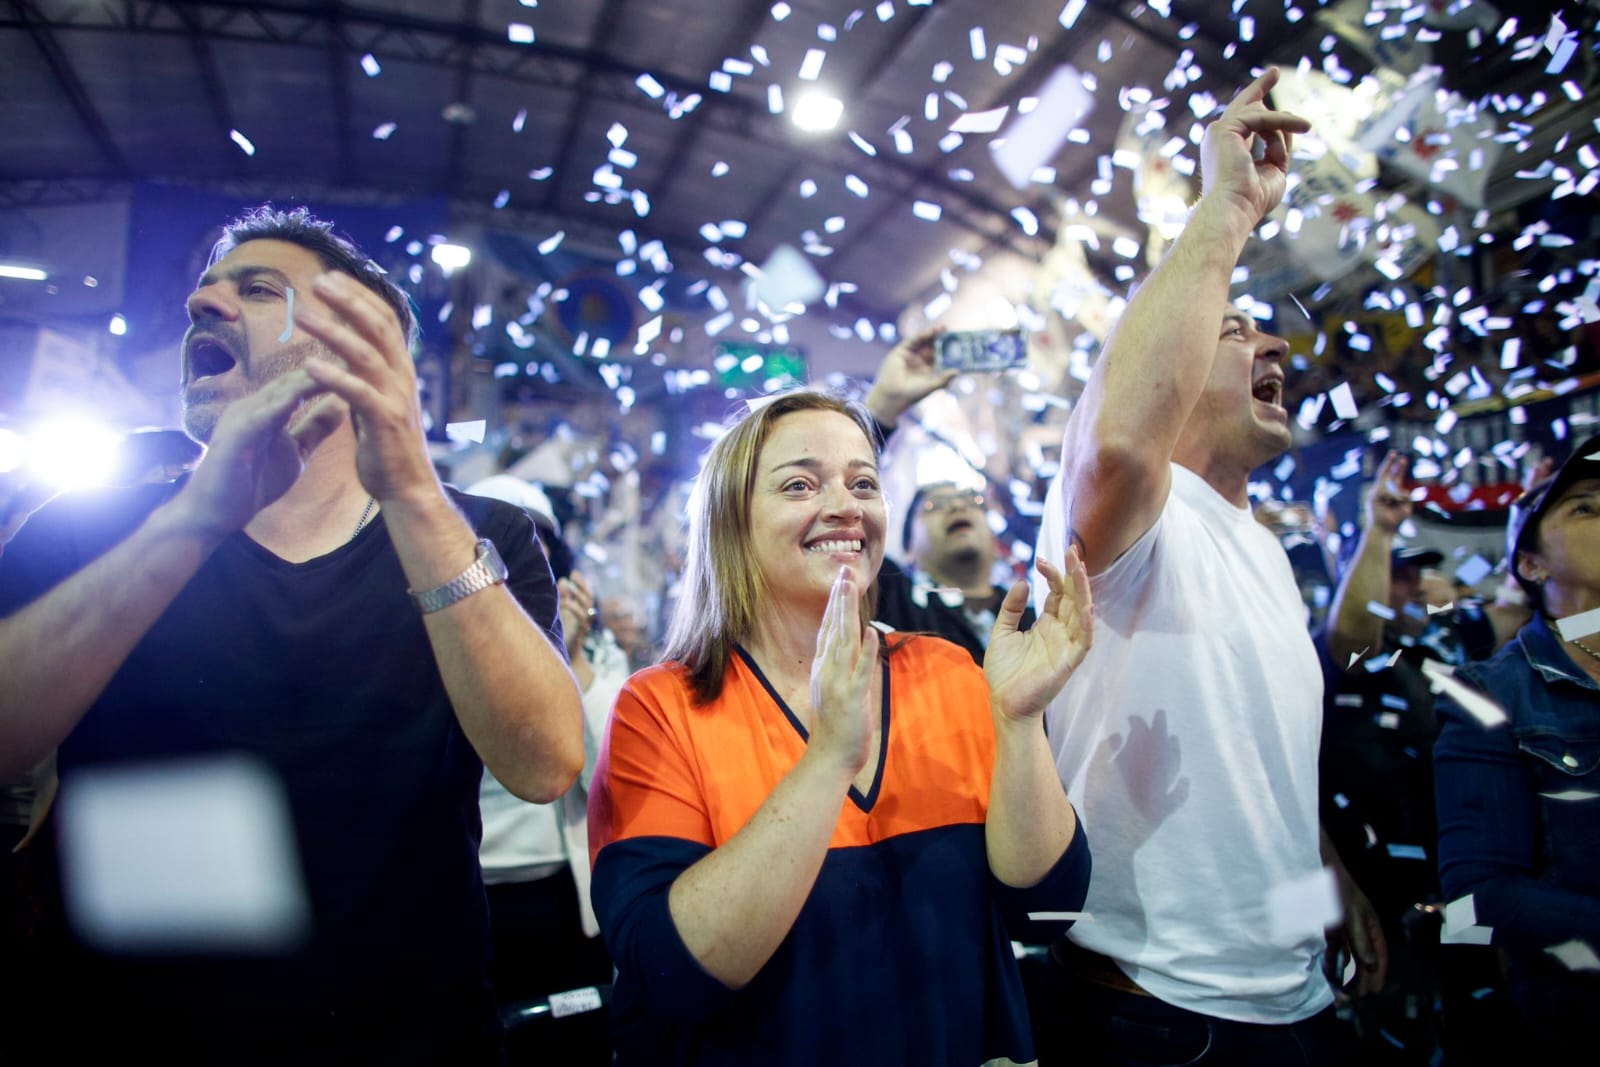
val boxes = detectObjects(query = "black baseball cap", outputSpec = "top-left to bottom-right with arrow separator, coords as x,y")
1391,545 -> 1443,569
1507,431 -> 1600,597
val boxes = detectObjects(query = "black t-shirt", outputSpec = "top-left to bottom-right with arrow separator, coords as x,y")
1313,614 -> 1488,926
873,556 -> 1032,665
0,481 -> 561,1062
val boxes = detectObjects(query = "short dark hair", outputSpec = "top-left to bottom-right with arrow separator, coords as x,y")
208,205 -> 418,349
903,481 -> 959,550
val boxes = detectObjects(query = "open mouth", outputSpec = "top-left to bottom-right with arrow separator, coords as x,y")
806,538 -> 863,554
1252,378 -> 1284,407
946,518 -> 976,534
187,339 -> 237,381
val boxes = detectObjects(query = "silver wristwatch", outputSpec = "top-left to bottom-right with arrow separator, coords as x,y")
410,538 -> 508,614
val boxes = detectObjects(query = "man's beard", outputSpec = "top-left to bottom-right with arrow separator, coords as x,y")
180,338 -> 328,445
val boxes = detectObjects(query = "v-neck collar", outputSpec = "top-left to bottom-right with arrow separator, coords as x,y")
734,646 -> 891,814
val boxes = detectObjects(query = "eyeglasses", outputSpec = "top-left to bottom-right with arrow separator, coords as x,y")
919,489 -> 985,514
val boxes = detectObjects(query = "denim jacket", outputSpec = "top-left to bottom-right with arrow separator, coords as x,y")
1433,614 -> 1600,1038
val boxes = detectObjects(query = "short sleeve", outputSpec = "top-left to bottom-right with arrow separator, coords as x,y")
454,489 -> 564,656
588,671 -> 735,1024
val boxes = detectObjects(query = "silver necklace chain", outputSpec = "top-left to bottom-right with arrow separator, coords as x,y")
1570,636 -> 1600,665
349,496 -> 376,544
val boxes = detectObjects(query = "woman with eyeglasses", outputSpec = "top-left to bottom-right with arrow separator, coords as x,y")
587,391 -> 1092,1065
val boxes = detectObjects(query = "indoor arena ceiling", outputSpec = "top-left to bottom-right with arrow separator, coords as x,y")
0,0 -> 1593,331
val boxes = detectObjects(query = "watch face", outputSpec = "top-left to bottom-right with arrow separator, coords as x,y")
482,538 -> 510,580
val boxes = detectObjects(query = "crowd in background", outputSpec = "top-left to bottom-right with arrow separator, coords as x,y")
0,68 -> 1596,1067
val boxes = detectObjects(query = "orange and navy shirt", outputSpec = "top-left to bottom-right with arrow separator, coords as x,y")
588,635 -> 1091,1065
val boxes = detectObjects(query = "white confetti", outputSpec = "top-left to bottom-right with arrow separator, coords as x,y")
753,244 -> 825,309
1421,660 -> 1508,728
56,757 -> 308,951
1027,911 -> 1094,922
446,420 -> 487,444
950,106 -> 1009,134
1266,867 -> 1342,943
1554,607 -> 1600,642
229,129 -> 256,156
278,286 -> 295,343
1329,382 -> 1359,420
1546,939 -> 1600,972
1454,555 -> 1493,587
1441,894 -> 1493,945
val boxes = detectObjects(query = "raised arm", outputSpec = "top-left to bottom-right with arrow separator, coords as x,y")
0,368 -> 341,779
1062,68 -> 1309,573
862,326 -> 956,435
296,271 -> 583,804
1327,451 -> 1411,666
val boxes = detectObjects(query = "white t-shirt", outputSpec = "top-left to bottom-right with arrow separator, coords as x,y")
1033,463 -> 1331,1023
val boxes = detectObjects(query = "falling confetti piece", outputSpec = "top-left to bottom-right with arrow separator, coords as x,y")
1545,939 -> 1600,972
1441,894 -> 1493,945
278,287 -> 295,343
1421,660 -> 1508,728
446,420 -> 487,444
753,244 -> 825,309
1266,867 -> 1342,943
229,129 -> 256,156
1554,607 -> 1600,642
950,106 -> 1010,134
1454,555 -> 1493,587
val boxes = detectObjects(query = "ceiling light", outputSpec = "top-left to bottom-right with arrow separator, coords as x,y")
792,92 -> 843,132
430,244 -> 472,273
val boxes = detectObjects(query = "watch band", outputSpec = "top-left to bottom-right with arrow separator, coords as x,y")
410,538 -> 508,614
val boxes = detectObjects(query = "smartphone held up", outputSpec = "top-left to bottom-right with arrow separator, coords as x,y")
933,329 -> 1028,373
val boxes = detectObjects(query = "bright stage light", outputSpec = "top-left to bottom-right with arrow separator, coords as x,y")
26,419 -> 122,489
791,92 -> 843,132
0,429 -> 24,474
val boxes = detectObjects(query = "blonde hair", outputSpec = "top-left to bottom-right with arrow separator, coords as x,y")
663,391 -> 884,704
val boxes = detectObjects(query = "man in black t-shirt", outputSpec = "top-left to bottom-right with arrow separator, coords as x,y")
875,482 -> 1033,664
0,207 -> 585,1062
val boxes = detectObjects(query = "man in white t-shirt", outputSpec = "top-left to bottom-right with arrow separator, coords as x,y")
1029,70 -> 1385,1066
